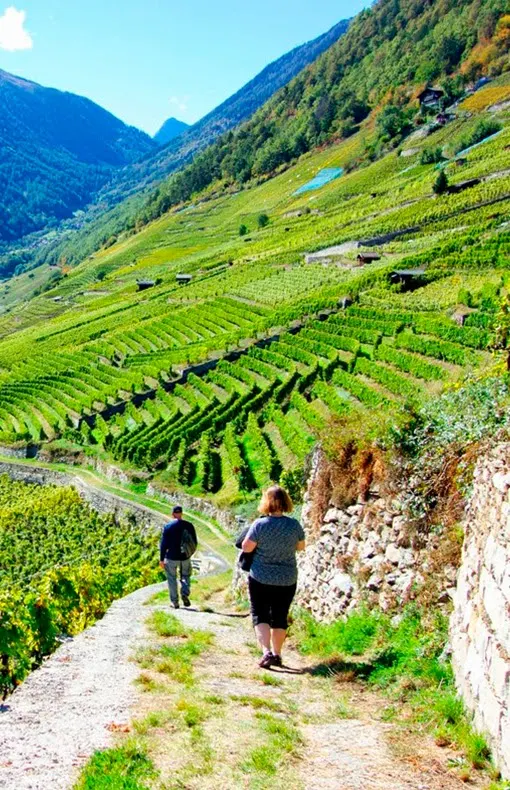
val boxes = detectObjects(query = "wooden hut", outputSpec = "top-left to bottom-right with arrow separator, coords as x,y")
176,273 -> 193,285
338,296 -> 353,309
136,279 -> 156,292
417,86 -> 444,108
390,268 -> 426,290
357,252 -> 381,264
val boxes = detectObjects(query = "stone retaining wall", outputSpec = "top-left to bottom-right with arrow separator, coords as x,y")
298,445 -> 510,779
295,448 -> 457,620
450,444 -> 510,778
0,462 -> 165,533
146,482 -> 238,534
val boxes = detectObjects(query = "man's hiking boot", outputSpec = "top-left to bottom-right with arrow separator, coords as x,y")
172,602 -> 180,609
270,654 -> 282,668
182,596 -> 191,608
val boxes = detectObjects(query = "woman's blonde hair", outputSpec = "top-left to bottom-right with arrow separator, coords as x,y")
258,485 -> 293,515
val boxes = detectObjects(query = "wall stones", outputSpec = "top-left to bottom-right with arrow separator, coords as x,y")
146,482 -> 237,534
450,443 -> 510,778
296,491 -> 438,620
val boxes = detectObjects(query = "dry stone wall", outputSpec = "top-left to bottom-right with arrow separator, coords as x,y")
295,449 -> 456,621
450,444 -> 510,778
298,445 -> 510,779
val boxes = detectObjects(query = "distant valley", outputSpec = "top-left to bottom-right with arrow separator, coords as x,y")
0,68 -> 155,247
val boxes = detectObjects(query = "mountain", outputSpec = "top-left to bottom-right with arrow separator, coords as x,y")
21,16 -> 351,271
154,117 -> 190,145
137,0 -> 509,223
0,69 -> 155,243
94,18 -> 351,205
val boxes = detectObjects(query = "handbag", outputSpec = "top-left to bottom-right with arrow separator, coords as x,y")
235,525 -> 256,573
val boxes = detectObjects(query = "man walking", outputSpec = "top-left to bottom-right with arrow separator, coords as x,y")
159,505 -> 198,609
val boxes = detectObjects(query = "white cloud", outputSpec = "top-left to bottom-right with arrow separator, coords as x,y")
0,6 -> 33,52
169,95 -> 189,114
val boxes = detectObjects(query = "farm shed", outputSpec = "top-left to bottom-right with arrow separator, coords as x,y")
390,268 -> 426,290
176,273 -> 193,284
418,86 -> 444,108
357,252 -> 381,264
338,296 -> 353,309
452,307 -> 473,326
136,280 -> 156,291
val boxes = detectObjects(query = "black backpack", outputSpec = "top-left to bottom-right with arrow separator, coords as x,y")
180,525 -> 197,559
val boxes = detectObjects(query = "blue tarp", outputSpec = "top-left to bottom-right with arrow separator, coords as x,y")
436,129 -> 504,168
294,167 -> 344,195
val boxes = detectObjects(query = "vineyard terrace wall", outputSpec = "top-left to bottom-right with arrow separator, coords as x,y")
0,459 -> 238,537
450,444 -> 510,778
298,445 -> 510,779
0,461 -> 165,533
77,310 -> 336,432
295,448 -> 458,620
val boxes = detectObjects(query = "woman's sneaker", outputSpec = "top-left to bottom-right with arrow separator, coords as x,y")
258,652 -> 274,669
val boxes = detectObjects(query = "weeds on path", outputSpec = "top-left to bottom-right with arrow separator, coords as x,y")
292,604 -> 500,784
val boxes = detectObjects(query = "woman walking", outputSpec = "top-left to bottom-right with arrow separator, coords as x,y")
242,485 -> 305,669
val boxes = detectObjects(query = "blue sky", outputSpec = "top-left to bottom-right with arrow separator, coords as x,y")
0,1 -> 368,136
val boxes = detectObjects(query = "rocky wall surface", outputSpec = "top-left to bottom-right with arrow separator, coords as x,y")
295,450 -> 457,621
450,444 -> 510,778
146,482 -> 238,534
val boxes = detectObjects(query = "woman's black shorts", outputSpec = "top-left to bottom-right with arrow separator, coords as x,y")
248,576 -> 297,630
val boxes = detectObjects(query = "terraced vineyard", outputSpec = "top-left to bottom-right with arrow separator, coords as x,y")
0,476 -> 158,694
0,80 -> 508,506
72,296 -> 491,502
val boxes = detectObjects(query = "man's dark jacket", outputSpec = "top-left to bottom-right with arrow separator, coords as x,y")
160,519 -> 197,562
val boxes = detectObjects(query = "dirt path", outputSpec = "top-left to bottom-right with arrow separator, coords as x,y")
0,583 -> 162,790
1,575 -> 475,790
116,591 -> 469,790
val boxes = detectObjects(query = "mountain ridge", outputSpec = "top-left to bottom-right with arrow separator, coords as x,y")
93,17 -> 351,206
154,117 -> 190,145
0,68 -> 155,244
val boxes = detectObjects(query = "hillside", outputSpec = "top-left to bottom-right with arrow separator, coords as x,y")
32,0 -> 508,274
0,73 -> 508,503
136,0 -> 509,223
0,68 -> 155,246
154,117 -> 190,145
18,17 -> 351,275
95,17 -> 351,205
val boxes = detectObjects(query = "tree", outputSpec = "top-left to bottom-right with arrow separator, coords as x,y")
376,105 -> 413,143
433,170 -> 449,195
420,147 -> 444,165
257,213 -> 269,229
239,224 -> 248,236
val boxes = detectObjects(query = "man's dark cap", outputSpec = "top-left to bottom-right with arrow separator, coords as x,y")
172,505 -> 183,513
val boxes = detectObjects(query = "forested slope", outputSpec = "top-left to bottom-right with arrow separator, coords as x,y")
140,0 -> 508,221
0,69 -> 155,245
33,0 -> 508,273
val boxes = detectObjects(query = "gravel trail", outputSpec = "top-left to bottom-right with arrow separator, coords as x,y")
0,582 -> 164,790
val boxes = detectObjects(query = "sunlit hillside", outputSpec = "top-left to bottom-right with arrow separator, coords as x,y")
0,75 -> 508,506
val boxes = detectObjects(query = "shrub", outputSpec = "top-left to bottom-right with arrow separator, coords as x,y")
433,170 -> 449,195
